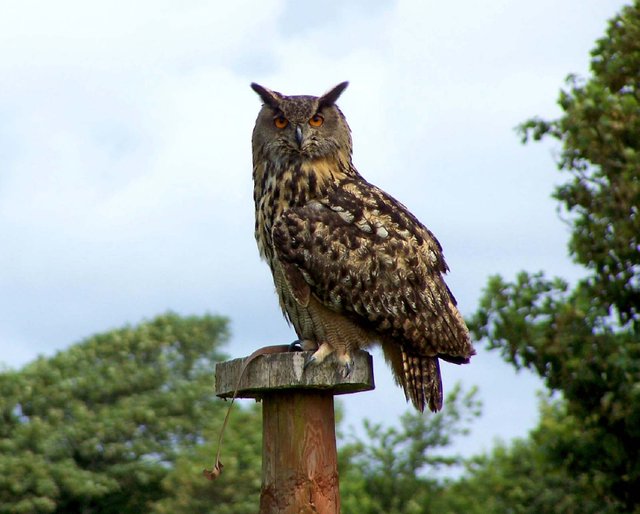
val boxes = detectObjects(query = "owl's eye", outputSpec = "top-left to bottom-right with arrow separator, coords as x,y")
309,114 -> 324,127
274,115 -> 289,129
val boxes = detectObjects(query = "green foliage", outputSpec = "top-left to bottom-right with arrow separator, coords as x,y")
339,384 -> 481,514
467,2 -> 640,512
441,397 -> 622,514
469,273 -> 640,511
518,1 -> 640,326
0,311 -> 484,513
0,313 -> 263,514
151,404 -> 262,514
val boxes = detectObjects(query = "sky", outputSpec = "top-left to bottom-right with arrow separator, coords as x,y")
0,0 -> 629,462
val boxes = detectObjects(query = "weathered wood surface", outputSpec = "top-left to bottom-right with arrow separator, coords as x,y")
214,349 -> 375,399
260,391 -> 339,514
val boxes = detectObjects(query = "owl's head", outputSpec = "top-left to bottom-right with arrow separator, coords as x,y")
251,82 -> 352,164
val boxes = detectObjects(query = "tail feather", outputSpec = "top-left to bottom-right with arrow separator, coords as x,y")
401,350 -> 442,412
382,341 -> 443,412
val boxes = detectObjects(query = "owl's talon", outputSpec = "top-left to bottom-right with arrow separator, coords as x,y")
288,340 -> 304,352
303,355 -> 317,370
341,361 -> 353,378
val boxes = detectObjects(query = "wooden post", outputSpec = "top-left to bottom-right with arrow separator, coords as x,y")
215,350 -> 375,514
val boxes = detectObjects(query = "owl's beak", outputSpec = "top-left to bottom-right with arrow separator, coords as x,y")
295,125 -> 303,147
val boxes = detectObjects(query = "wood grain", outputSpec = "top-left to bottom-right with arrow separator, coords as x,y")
260,392 -> 339,513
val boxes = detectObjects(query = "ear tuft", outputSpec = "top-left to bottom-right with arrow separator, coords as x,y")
251,83 -> 282,109
318,81 -> 349,109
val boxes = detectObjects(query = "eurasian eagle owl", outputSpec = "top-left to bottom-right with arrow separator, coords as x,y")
251,81 -> 474,412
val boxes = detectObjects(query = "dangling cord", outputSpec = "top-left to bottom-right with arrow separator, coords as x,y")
203,344 -> 295,480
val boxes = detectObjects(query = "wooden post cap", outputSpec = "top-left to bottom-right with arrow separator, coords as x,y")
215,349 -> 375,399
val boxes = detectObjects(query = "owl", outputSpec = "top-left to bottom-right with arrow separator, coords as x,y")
251,82 -> 474,412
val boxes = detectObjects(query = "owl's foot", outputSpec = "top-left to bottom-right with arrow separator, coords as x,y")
303,343 -> 353,377
303,342 -> 334,370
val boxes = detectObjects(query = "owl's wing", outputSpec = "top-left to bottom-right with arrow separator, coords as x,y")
271,179 -> 473,361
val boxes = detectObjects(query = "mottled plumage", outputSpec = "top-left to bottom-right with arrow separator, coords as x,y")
251,82 -> 474,412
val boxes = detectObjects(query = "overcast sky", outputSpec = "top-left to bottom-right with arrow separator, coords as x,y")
1,0 -> 629,461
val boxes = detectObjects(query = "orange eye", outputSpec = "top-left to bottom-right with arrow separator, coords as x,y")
274,115 -> 288,129
309,113 -> 324,127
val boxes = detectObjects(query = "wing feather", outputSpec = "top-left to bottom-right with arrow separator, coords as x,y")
271,179 -> 473,361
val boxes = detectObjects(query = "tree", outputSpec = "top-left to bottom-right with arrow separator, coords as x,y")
0,311 -> 484,514
150,404 -> 262,514
518,1 -> 640,326
467,2 -> 640,512
0,313 -> 263,514
440,397 -> 619,514
338,384 -> 481,514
